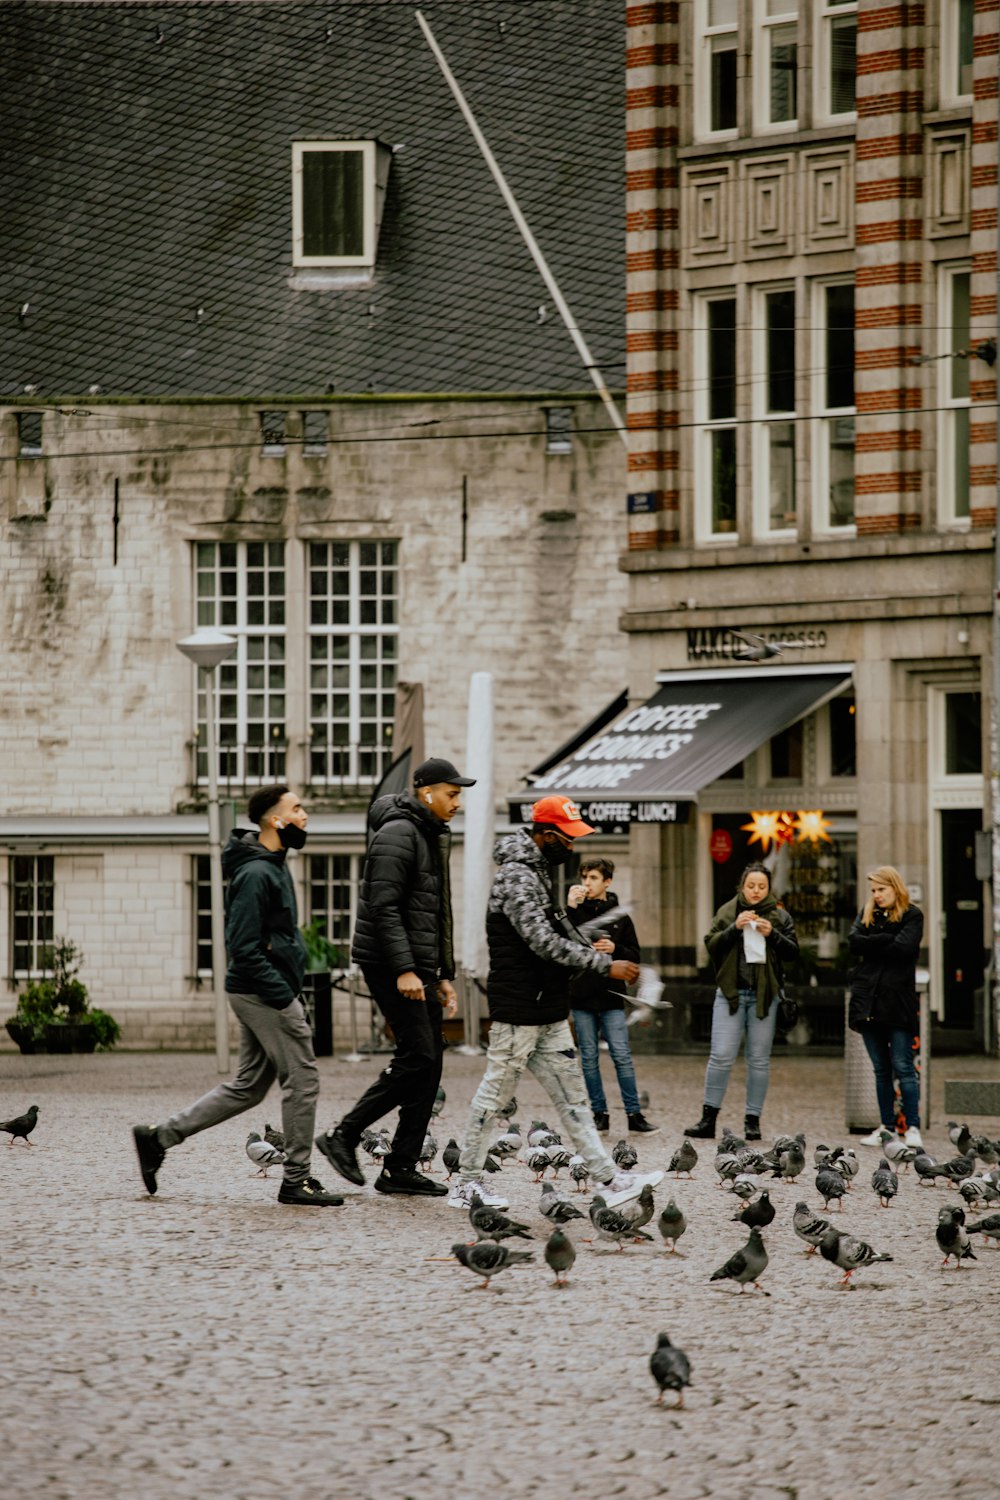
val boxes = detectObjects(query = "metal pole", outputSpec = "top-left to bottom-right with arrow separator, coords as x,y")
920,983 -> 932,1130
203,665 -> 229,1074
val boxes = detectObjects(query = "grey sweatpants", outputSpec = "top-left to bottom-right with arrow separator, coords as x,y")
158,991 -> 319,1185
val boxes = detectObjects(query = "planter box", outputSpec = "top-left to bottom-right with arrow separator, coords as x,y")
44,1022 -> 98,1054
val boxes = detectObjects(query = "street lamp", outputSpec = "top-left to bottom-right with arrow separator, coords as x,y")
176,627 -> 238,1073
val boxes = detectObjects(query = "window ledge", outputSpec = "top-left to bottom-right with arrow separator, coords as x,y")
288,268 -> 375,290
678,123 -> 855,163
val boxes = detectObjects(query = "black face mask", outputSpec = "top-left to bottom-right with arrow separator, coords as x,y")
277,822 -> 308,851
540,837 -> 573,868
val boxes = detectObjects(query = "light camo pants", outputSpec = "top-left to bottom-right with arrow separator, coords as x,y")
458,1020 -> 617,1184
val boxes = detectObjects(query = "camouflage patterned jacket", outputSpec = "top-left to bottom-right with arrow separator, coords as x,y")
485,830 -> 611,1026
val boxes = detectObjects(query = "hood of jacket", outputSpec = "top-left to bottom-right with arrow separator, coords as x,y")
221,828 -> 289,879
492,827 -> 549,874
368,792 -> 447,840
574,890 -> 620,919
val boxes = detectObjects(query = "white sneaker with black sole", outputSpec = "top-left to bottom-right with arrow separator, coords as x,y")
601,1168 -> 665,1209
857,1128 -> 885,1146
903,1125 -> 923,1149
446,1178 -> 509,1210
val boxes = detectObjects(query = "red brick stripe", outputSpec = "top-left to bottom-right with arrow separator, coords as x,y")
628,369 -> 679,391
857,48 -> 925,73
856,514 -> 922,534
970,422 -> 998,443
971,207 -> 999,230
972,378 -> 998,400
970,464 -> 999,485
628,449 -> 680,472
627,409 -> 679,429
626,127 -> 679,150
626,330 -> 678,352
627,85 -> 679,109
972,121 -> 999,144
857,133 -> 923,158
856,345 -> 921,369
856,472 -> 923,494
856,219 -> 924,243
858,5 -> 926,30
971,164 -> 998,188
626,167 -> 679,190
856,430 -> 922,451
858,91 -> 923,117
626,289 -> 680,311
856,263 -> 923,285
626,208 -> 679,231
626,43 -> 679,67
856,389 -> 923,411
626,2 -> 678,26
970,295 -> 997,315
856,176 -> 923,201
856,305 -> 922,327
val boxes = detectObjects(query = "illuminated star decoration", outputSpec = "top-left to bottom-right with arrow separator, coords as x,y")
794,810 -> 833,844
741,811 -> 795,853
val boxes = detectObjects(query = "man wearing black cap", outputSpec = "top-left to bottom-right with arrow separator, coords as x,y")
315,757 -> 474,1196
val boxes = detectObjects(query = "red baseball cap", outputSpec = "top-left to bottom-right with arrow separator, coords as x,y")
530,795 -> 595,837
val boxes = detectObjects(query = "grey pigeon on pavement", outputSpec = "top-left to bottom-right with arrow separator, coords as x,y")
650,1333 -> 691,1408
941,1153 -> 977,1184
959,1175 -> 1000,1209
495,1095 -> 518,1120
793,1200 -> 832,1254
668,1139 -> 698,1177
569,1154 -> 590,1193
732,1190 -> 775,1229
618,1182 -> 657,1235
966,1212 -> 1000,1247
772,1140 -> 806,1182
419,1132 -> 438,1173
814,1143 -> 833,1167
548,1147 -> 573,1176
832,1148 -> 860,1186
544,1226 -> 577,1287
0,1103 -> 39,1146
469,1194 -> 532,1244
452,1240 -> 533,1290
948,1120 -> 972,1155
490,1126 -> 520,1162
612,1139 -> 639,1170
527,1147 -> 552,1180
880,1129 -> 917,1170
657,1198 -> 688,1253
442,1138 -> 461,1178
246,1131 -> 286,1176
820,1228 -> 893,1286
815,1167 -> 846,1210
709,1226 -> 769,1293
481,1152 -> 504,1174
728,1174 -> 759,1202
263,1122 -> 285,1151
589,1195 -> 652,1250
871,1161 -> 899,1208
936,1205 -> 976,1268
539,1182 -> 586,1224
431,1085 -> 446,1118
971,1135 -> 998,1166
913,1151 -> 946,1185
528,1121 -> 558,1148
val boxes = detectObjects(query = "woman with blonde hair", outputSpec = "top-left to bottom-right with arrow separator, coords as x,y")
847,865 -> 924,1148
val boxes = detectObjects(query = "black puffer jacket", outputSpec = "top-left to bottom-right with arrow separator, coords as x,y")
847,905 -> 923,1033
351,794 -> 454,979
222,830 -> 307,1009
567,893 -> 640,1013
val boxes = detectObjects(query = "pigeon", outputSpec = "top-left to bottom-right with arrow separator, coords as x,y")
958,1175 -> 1000,1209
813,1143 -> 833,1168
728,1174 -> 759,1202
793,1200 -> 832,1254
718,1128 -> 747,1152
246,1131 -> 286,1176
469,1194 -> 532,1244
442,1138 -> 461,1179
528,1121 -> 557,1148
618,1182 -> 657,1236
880,1129 -> 917,1170
360,1128 -> 391,1161
769,1133 -> 802,1157
815,1168 -> 846,1210
589,1195 -> 652,1250
714,1152 -> 742,1183
527,1147 -> 552,1181
833,1149 -> 860,1187
820,1228 -> 893,1287
569,1154 -> 590,1193
539,1182 -> 586,1225
481,1151 -> 503,1174
871,1161 -> 898,1208
263,1122 -> 285,1151
657,1198 -> 687,1253
612,1139 -> 639,1171
419,1132 -> 438,1173
0,1103 -> 39,1146
943,1153 -> 977,1183
668,1139 -> 698,1177
948,1121 -> 972,1155
544,1226 -> 577,1287
709,1226 -> 769,1294
732,1190 -> 775,1229
966,1212 -> 1000,1247
452,1240 -> 533,1290
495,1095 -> 518,1120
650,1332 -> 692,1409
547,1147 -> 573,1177
431,1085 -> 446,1118
491,1126 -> 521,1161
971,1136 -> 999,1166
936,1205 -> 976,1268
772,1140 -> 806,1182
913,1151 -> 946,1185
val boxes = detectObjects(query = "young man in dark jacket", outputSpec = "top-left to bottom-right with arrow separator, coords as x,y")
315,757 -> 473,1197
132,786 -> 342,1206
449,796 -> 664,1211
567,856 -> 658,1134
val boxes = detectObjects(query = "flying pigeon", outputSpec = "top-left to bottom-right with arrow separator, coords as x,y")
732,1190 -> 775,1229
246,1131 -> 286,1176
793,1200 -> 832,1254
650,1333 -> 691,1409
871,1161 -> 899,1208
0,1103 -> 39,1146
469,1194 -> 532,1244
709,1226 -> 769,1294
668,1139 -> 698,1177
820,1228 -> 893,1286
589,1195 -> 653,1251
539,1182 -> 585,1225
544,1227 -> 577,1287
936,1205 -> 977,1268
612,1139 -> 639,1171
452,1240 -> 533,1290
657,1198 -> 687,1253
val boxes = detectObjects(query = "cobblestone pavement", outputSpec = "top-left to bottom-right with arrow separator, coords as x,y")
1,1046 -> 998,1500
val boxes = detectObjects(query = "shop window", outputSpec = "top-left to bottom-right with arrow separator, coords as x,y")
944,691 -> 981,775
828,694 -> 856,778
769,721 -> 803,780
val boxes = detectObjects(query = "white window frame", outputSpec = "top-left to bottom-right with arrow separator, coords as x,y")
940,0 -> 975,106
752,282 -> 798,538
9,854 -> 55,979
753,1 -> 799,133
938,263 -> 972,528
191,854 -> 213,980
693,292 -> 740,545
815,0 -> 858,124
292,140 -> 376,268
812,278 -> 857,536
694,0 -> 739,142
306,852 -> 361,963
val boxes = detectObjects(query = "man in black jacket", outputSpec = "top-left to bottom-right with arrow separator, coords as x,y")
132,786 -> 343,1206
315,757 -> 473,1197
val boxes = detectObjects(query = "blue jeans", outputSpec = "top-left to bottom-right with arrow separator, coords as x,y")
570,1008 -> 641,1115
703,988 -> 779,1117
861,1027 -> 920,1128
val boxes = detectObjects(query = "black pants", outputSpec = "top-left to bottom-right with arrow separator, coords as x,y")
339,965 -> 444,1169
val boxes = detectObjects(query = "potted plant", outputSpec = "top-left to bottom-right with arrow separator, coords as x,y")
5,938 -> 121,1054
299,919 -> 340,1058
299,918 -> 342,974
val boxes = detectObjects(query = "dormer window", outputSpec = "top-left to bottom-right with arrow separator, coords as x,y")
291,140 -> 390,269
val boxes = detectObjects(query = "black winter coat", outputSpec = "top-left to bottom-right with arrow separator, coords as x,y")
223,830 -> 307,1009
351,794 -> 454,979
847,904 -> 923,1034
567,893 -> 640,1012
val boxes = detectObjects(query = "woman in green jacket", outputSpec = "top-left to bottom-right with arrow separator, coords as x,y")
685,862 -> 798,1141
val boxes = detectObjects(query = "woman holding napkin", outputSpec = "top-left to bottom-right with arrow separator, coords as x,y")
684,863 -> 798,1142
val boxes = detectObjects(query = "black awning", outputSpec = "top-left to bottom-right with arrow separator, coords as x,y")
512,665 -> 853,813
528,690 -> 629,780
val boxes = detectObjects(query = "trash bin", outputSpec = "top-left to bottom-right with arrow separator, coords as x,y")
303,972 -> 333,1057
844,991 -> 880,1133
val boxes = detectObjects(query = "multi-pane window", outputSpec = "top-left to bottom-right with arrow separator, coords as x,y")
17,411 -> 43,456
817,0 -> 857,119
815,283 -> 856,530
292,141 -> 374,267
260,411 -> 286,456
303,410 -> 329,456
940,266 -> 971,523
697,296 -> 738,539
757,1 -> 798,127
829,694 -> 857,779
307,854 -> 360,956
10,855 -> 54,975
942,0 -> 974,102
545,407 -> 573,455
697,0 -> 738,137
308,541 -> 398,784
194,542 -> 286,785
755,287 -> 796,533
192,855 -> 213,976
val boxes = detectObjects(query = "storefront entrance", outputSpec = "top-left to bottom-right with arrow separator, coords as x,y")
939,807 -> 985,1033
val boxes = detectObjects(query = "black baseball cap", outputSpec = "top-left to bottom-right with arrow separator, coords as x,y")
412,756 -> 476,788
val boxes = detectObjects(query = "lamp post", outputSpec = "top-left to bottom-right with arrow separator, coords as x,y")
177,627 -> 238,1073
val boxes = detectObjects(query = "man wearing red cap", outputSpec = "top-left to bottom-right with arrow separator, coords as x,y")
449,797 -> 663,1211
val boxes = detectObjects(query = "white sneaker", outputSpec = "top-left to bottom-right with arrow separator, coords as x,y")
446,1178 -> 509,1211
602,1168 -> 664,1209
857,1129 -> 885,1147
904,1126 -> 923,1149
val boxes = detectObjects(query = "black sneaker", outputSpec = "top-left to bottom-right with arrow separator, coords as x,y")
374,1165 -> 448,1197
627,1112 -> 660,1134
132,1125 -> 165,1196
277,1178 -> 344,1206
593,1112 -> 610,1133
315,1127 -> 365,1186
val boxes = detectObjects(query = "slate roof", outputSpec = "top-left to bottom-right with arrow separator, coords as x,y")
2,0 -> 624,398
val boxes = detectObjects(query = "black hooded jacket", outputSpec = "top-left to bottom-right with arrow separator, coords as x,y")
847,905 -> 923,1034
222,829 -> 308,1009
350,793 -> 454,979
567,892 -> 640,1013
